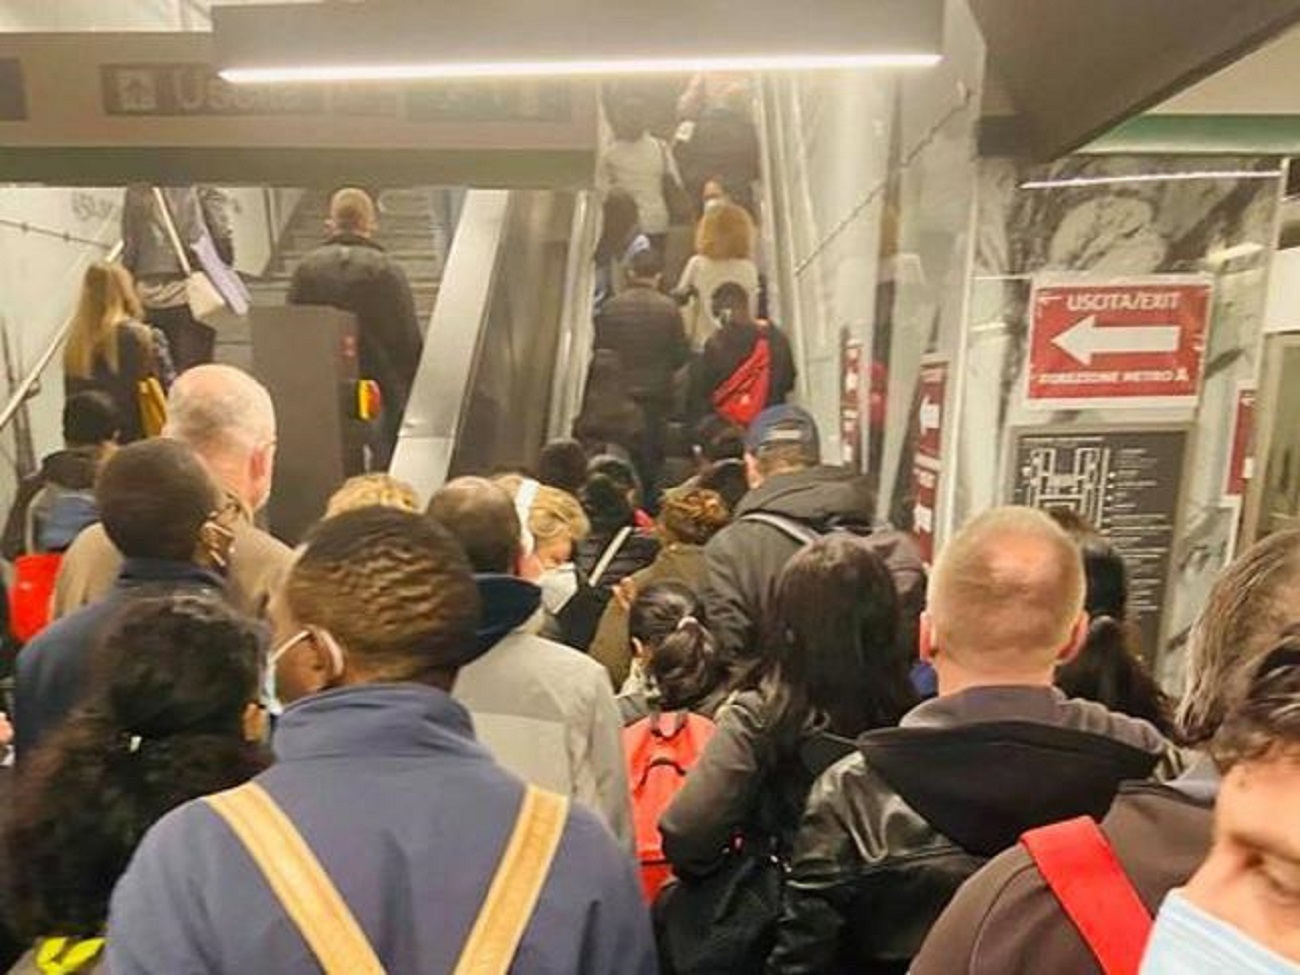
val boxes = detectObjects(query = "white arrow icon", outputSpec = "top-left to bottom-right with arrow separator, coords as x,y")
914,503 -> 934,533
920,397 -> 941,435
1052,315 -> 1181,367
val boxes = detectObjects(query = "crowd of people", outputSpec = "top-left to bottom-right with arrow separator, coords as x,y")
586,77 -> 795,504
0,76 -> 1294,975
0,333 -> 1294,972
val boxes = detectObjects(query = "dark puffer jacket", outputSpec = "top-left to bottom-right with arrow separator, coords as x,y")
767,686 -> 1184,975
593,284 -> 691,404
701,466 -> 873,662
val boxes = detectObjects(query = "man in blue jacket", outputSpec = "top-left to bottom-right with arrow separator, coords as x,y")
107,507 -> 655,975
14,438 -> 234,758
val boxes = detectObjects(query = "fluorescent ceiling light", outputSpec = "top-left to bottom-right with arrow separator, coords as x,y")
1021,170 -> 1283,190
220,53 -> 941,84
213,0 -> 944,85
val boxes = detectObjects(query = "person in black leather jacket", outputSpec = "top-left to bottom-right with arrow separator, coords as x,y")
767,507 -> 1185,975
288,188 -> 424,468
661,534 -> 917,873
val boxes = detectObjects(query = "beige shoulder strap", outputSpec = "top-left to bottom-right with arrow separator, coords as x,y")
206,782 -> 569,975
453,786 -> 569,975
206,783 -> 386,975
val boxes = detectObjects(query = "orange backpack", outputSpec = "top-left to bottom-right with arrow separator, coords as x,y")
624,710 -> 717,902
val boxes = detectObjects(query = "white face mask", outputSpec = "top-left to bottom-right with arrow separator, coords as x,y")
263,626 -> 346,716
1142,890 -> 1300,974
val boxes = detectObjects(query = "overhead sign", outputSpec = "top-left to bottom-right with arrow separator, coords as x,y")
0,58 -> 26,121
0,33 -> 598,187
1026,276 -> 1212,409
910,358 -> 948,564
1009,425 -> 1189,659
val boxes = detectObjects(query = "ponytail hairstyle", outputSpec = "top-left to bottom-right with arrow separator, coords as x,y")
6,594 -> 268,939
628,582 -> 729,712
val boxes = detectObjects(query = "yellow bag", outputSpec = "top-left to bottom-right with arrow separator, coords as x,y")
136,375 -> 167,438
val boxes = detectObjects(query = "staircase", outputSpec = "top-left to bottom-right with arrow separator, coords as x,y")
217,187 -> 450,371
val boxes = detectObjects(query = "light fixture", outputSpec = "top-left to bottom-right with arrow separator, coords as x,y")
1204,242 -> 1266,265
214,0 -> 944,84
1020,170 -> 1283,190
221,53 -> 941,85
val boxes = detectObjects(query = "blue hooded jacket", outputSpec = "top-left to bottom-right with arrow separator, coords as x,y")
107,683 -> 655,974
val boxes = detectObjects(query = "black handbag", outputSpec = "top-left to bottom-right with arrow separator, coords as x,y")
656,847 -> 784,975
660,140 -> 695,227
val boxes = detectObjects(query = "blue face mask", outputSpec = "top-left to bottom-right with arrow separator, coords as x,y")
1142,890 -> 1300,974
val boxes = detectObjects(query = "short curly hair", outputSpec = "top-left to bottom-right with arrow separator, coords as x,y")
695,202 -> 755,261
287,507 -> 482,677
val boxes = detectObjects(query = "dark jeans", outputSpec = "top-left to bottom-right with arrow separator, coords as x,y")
147,304 -> 215,373
632,394 -> 670,510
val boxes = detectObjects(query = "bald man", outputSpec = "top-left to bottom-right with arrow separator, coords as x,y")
288,187 -> 424,467
52,365 -> 293,620
766,507 -> 1183,975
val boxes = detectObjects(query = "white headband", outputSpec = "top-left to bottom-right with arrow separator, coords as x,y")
515,477 -> 540,557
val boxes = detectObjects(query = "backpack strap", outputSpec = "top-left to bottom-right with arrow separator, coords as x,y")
589,526 -> 633,587
1020,817 -> 1153,975
207,781 -> 569,975
452,786 -> 569,975
738,511 -> 821,547
207,782 -> 386,975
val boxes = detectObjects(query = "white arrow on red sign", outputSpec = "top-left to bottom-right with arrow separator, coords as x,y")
1052,314 -> 1181,367
920,397 -> 941,436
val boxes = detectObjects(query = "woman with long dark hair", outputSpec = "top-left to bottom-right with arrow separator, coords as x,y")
5,594 -> 268,974
661,534 -> 916,871
1049,510 -> 1175,736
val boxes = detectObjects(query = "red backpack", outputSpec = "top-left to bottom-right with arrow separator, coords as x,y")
624,710 -> 717,902
712,334 -> 771,427
1021,817 -> 1154,975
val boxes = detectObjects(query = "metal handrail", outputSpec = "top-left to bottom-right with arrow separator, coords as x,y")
0,240 -> 124,435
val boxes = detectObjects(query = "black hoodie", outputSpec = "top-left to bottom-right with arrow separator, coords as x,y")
701,466 -> 873,661
1,447 -> 101,562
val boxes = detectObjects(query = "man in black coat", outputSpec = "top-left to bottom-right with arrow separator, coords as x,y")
288,188 -> 424,468
593,248 -> 691,495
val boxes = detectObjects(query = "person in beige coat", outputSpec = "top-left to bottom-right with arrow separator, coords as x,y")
51,365 -> 292,621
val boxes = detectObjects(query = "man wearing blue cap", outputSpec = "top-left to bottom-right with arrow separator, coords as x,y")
701,403 -> 876,662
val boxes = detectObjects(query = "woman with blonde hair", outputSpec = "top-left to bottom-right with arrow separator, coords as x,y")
63,262 -> 171,444
324,473 -> 421,519
675,202 -> 760,349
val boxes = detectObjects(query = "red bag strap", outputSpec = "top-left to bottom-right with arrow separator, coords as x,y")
711,335 -> 770,407
1021,817 -> 1152,975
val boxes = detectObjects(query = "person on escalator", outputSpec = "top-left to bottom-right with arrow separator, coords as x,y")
288,187 -> 424,469
593,247 -> 691,496
688,283 -> 794,428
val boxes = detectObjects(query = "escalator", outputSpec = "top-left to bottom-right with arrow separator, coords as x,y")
391,188 -> 599,499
